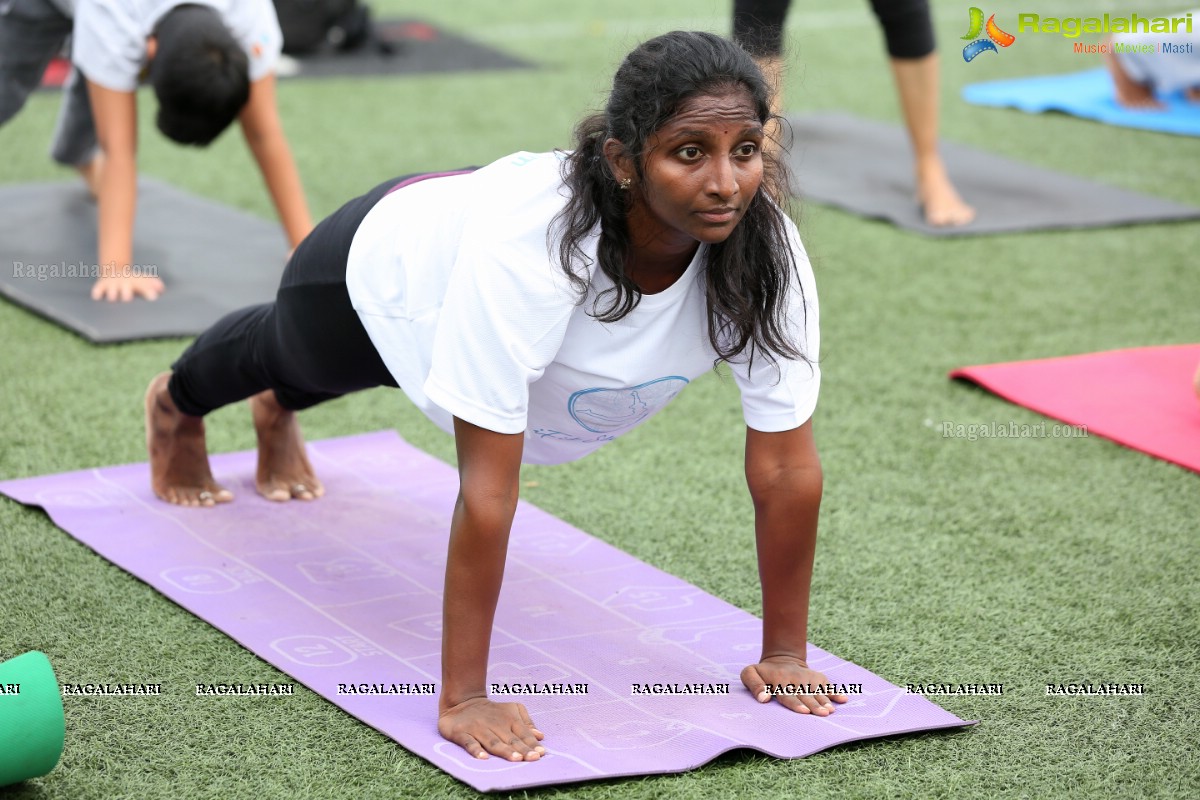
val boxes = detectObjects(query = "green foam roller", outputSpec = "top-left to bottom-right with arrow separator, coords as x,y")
0,651 -> 65,787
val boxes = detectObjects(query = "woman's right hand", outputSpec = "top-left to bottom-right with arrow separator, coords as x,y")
437,696 -> 546,761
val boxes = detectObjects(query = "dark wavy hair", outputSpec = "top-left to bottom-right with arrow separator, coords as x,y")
150,4 -> 251,146
552,30 -> 805,365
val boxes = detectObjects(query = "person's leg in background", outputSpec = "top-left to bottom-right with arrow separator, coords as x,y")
733,0 -> 975,226
732,0 -> 790,146
50,64 -> 103,194
0,0 -> 105,193
871,0 -> 975,226
0,0 -> 72,128
0,0 -> 71,124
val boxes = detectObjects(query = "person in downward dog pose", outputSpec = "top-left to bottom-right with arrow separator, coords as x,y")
146,30 -> 845,761
1102,7 -> 1200,108
0,0 -> 312,301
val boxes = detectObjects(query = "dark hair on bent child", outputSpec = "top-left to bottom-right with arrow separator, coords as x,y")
150,4 -> 251,146
553,30 -> 806,365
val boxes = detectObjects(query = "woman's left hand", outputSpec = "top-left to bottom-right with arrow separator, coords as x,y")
740,655 -> 849,716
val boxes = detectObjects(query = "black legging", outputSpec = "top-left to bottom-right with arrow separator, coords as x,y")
166,176 -> 408,417
733,0 -> 935,60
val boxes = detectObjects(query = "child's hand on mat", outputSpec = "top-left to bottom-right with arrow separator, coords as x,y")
438,696 -> 546,761
91,274 -> 165,302
741,656 -> 849,716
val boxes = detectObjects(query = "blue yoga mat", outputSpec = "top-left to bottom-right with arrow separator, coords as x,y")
963,68 -> 1200,137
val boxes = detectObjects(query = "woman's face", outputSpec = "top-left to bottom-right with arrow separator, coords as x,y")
616,86 -> 765,252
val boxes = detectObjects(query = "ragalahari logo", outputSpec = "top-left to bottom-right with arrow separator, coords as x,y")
962,7 -> 1016,61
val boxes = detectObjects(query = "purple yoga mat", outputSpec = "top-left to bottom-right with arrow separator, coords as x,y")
0,431 -> 970,791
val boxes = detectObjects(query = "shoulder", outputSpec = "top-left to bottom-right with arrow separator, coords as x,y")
72,1 -> 146,91
204,0 -> 283,77
459,151 -> 576,250
211,0 -> 281,29
468,151 -> 570,213
73,1 -> 135,32
356,154 -> 583,298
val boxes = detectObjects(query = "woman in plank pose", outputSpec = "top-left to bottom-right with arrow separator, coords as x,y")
146,30 -> 845,761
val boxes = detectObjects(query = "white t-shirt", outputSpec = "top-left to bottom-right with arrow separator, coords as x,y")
72,0 -> 281,92
1114,8 -> 1200,94
346,151 -> 821,466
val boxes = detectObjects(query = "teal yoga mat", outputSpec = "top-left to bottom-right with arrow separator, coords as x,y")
0,651 -> 65,787
963,68 -> 1200,137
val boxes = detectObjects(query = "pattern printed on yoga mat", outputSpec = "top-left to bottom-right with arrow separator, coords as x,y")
0,431 -> 970,792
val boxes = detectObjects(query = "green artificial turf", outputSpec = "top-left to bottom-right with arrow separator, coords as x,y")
2,0 -> 1198,797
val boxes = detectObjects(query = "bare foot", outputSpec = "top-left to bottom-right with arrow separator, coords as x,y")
145,372 -> 233,507
1187,86 -> 1200,104
916,157 -> 975,227
250,390 -> 324,502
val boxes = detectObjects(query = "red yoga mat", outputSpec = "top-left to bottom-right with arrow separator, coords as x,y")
950,345 -> 1200,474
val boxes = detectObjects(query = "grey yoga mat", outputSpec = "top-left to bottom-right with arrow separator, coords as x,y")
0,179 -> 286,343
275,19 -> 533,79
782,112 -> 1200,236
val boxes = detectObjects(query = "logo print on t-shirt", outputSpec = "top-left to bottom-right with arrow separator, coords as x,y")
567,377 -> 689,434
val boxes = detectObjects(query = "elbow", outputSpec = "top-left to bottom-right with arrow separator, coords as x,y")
747,459 -> 823,511
455,483 -> 520,535
241,118 -> 283,151
240,129 -> 266,153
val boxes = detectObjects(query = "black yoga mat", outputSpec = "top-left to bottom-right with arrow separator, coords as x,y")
783,112 -> 1200,236
0,179 -> 286,343
276,18 -> 533,78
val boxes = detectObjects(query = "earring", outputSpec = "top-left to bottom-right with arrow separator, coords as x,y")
619,177 -> 632,190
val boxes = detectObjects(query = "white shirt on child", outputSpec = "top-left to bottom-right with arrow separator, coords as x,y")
345,151 -> 821,466
1114,7 -> 1200,94
71,0 -> 282,92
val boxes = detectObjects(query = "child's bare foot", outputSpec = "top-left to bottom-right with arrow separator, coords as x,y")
250,390 -> 323,501
145,372 -> 233,507
916,157 -> 975,227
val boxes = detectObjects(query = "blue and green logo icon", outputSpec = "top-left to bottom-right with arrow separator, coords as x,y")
962,7 -> 1016,61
